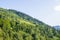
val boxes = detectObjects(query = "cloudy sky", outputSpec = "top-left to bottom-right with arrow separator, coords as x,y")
0,0 -> 60,26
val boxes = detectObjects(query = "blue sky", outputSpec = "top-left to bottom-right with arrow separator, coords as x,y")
0,0 -> 60,26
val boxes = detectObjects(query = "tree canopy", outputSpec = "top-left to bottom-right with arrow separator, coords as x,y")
0,8 -> 60,40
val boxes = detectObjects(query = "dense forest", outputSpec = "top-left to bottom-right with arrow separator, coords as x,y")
0,8 -> 60,40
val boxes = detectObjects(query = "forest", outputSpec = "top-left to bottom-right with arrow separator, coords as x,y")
0,8 -> 60,40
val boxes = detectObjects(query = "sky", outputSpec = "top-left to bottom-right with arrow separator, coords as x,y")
0,0 -> 60,26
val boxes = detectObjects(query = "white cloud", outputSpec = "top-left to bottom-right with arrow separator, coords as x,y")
54,5 -> 60,11
55,0 -> 59,1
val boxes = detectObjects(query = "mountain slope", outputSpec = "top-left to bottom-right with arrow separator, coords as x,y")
0,8 -> 60,40
8,9 -> 51,30
8,9 -> 47,25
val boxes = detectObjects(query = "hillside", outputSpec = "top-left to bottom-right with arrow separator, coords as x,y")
0,8 -> 60,40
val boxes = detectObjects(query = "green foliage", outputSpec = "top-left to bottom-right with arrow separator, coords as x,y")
0,8 -> 60,40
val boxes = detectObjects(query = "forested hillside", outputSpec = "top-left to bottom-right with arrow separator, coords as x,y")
0,8 -> 60,40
